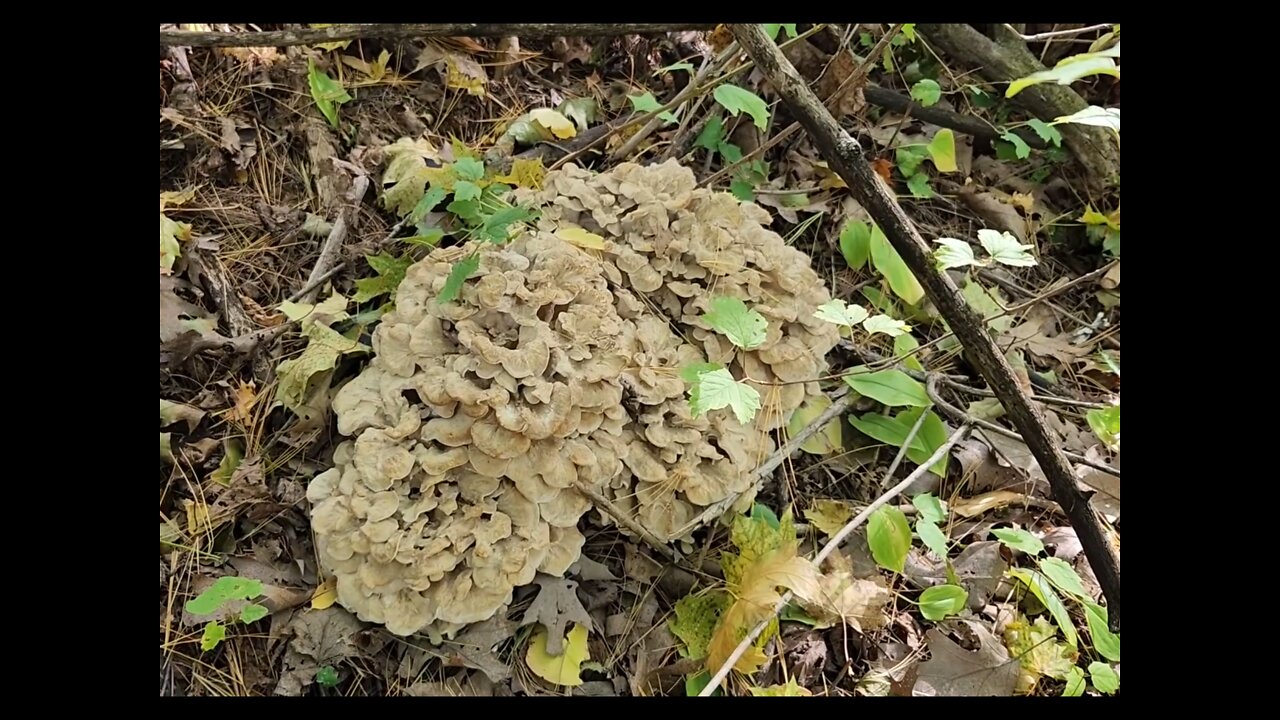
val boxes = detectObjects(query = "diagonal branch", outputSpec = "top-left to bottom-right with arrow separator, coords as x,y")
729,23 -> 1119,633
159,23 -> 716,48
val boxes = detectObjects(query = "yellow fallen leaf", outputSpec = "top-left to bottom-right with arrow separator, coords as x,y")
750,678 -> 813,696
183,499 -> 212,535
526,623 -> 590,686
311,577 -> 338,610
786,396 -> 841,455
805,499 -> 855,537
556,226 -> 606,250
494,158 -> 546,189
951,490 -> 1029,518
160,187 -> 196,212
308,24 -> 351,51
708,547 -> 819,674
445,52 -> 487,97
226,381 -> 258,425
528,108 -> 577,139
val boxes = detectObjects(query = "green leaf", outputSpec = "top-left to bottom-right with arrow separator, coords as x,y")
696,117 -> 724,152
761,24 -> 798,40
894,333 -> 925,372
991,527 -> 1044,555
926,129 -> 957,172
276,322 -> 370,417
843,368 -> 930,407
912,493 -> 947,524
895,145 -> 930,177
1088,662 -> 1120,694
849,409 -> 950,477
446,198 -> 482,223
200,621 -> 226,652
680,362 -> 724,383
905,172 -> 934,198
1008,569 -> 1077,648
867,505 -> 912,573
670,591 -> 730,659
1037,557 -> 1089,600
239,603 -> 269,624
479,205 -> 536,244
909,79 -> 942,107
655,61 -> 696,76
1083,601 -> 1120,661
452,180 -> 481,202
934,238 -> 978,270
1052,105 -> 1120,132
315,666 -> 340,688
730,179 -> 755,201
186,576 -> 265,615
702,296 -> 768,350
453,157 -> 485,182
751,503 -> 782,530
409,186 -> 448,224
1026,119 -> 1063,147
307,59 -> 351,129
862,314 -> 911,337
999,131 -> 1032,159
353,252 -> 413,303
839,220 -> 872,270
628,92 -> 677,124
1007,54 -> 1119,97
919,584 -> 967,620
1062,667 -> 1086,696
813,298 -> 868,327
438,252 -> 481,304
901,24 -> 916,42
718,141 -> 744,163
1085,405 -> 1120,449
713,84 -> 770,130
688,368 -> 762,425
685,671 -> 715,696
961,278 -> 1013,334
977,229 -> 1037,267
870,226 -> 925,304
916,520 -> 950,559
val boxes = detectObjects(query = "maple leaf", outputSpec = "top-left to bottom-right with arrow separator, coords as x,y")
707,546 -> 819,674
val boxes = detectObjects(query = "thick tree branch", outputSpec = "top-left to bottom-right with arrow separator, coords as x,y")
730,24 -> 1119,632
862,85 -> 1047,149
159,23 -> 716,48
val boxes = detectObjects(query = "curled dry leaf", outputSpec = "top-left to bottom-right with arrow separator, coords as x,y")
913,620 -> 1019,696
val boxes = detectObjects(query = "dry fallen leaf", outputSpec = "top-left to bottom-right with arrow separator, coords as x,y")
951,490 -> 1031,518
708,546 -> 820,674
913,620 -> 1019,696
521,575 -> 593,655
805,499 -> 856,537
444,51 -> 487,96
311,577 -> 338,610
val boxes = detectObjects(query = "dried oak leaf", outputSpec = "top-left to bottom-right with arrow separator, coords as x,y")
913,620 -> 1019,696
521,575 -> 593,655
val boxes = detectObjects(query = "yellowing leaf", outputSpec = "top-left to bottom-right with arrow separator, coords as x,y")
800,560 -> 892,631
786,395 -> 841,455
494,158 -> 546,189
805,499 -> 855,537
927,129 -> 958,172
160,187 -> 196,211
227,381 -> 259,424
445,52 -> 487,97
311,577 -> 338,610
708,546 -> 819,674
526,623 -> 590,686
528,108 -> 577,139
160,213 -> 192,273
308,25 -> 351,51
750,679 -> 812,696
276,322 -> 369,417
556,226 -> 606,250
952,490 -> 1028,518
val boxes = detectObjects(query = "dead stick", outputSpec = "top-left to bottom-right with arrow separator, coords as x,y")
302,175 -> 370,304
159,23 -> 717,48
571,480 -> 677,563
730,23 -> 1119,632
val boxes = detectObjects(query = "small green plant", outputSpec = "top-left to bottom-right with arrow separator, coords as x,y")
307,58 -> 352,130
185,576 -> 271,652
932,229 -> 1039,271
315,666 -> 340,688
893,129 -> 958,199
1079,205 -> 1120,256
682,297 -> 768,424
839,220 -> 925,306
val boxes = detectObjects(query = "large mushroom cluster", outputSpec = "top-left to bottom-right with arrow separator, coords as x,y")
307,159 -> 840,636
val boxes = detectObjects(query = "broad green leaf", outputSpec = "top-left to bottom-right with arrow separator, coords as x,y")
916,519 -> 950,559
906,173 -> 934,198
628,92 -> 677,124
1007,54 -> 1119,97
870,226 -> 925,304
479,205 -> 536,244
895,145 -> 930,177
528,108 -> 577,139
1083,601 -> 1120,661
762,24 -> 798,40
1037,557 -> 1089,600
409,186 -> 448,224
1000,131 -> 1032,159
187,576 -> 264,615
909,79 -> 941,107
839,220 -> 872,270
315,666 -> 340,687
1007,569 -> 1077,648
526,623 -> 590,687
239,603 -> 269,624
894,333 -> 925,372
848,409 -> 949,477
557,97 -> 598,132
786,394 -> 842,455
696,117 -> 724,152
1086,405 -> 1120,449
718,141 -> 744,163
1053,105 -> 1120,132
814,298 -> 868,328
1026,119 -> 1063,147
1089,662 -> 1119,694
926,129 -> 957,172
200,621 -> 226,652
901,24 -> 916,41
307,59 -> 351,129
919,584 -> 967,620
843,369 -> 930,408
353,253 -> 413,303
867,505 -> 912,573
685,671 -> 715,696
688,368 -> 762,425
961,278 -> 1013,334
730,178 -> 755,201
1062,667 -> 1086,696
978,229 -> 1037,267
751,503 -> 782,530
702,296 -> 768,350
655,61 -> 696,75
452,157 -> 484,182
437,252 -> 480,304
991,527 -> 1044,555
452,180 -> 481,202
446,198 -> 482,223
934,238 -> 978,270
912,493 -> 947,524
862,314 -> 911,337
680,362 -> 724,383
713,84 -> 770,130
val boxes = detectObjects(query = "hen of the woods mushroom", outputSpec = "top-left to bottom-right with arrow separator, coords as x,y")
307,153 -> 840,638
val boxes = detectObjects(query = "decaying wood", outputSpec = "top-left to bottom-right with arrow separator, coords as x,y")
862,85 -> 1047,149
159,24 -> 717,48
730,23 -> 1120,632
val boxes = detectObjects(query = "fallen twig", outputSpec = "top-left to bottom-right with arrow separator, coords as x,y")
571,479 -> 677,563
700,415 -> 972,697
159,23 -> 717,48
731,23 -> 1119,632
1007,23 -> 1115,42
862,85 -> 1047,149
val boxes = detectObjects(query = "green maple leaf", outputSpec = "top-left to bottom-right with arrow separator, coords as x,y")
353,253 -> 413,303
438,252 -> 480,304
688,368 -> 761,425
977,229 -> 1037,267
702,297 -> 768,350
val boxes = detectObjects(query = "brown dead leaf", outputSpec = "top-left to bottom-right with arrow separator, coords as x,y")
161,275 -> 227,348
441,614 -> 518,683
818,50 -> 866,117
444,51 -> 487,96
405,671 -> 498,696
160,399 -> 205,432
1076,449 -> 1120,522
957,189 -> 1028,242
799,549 -> 892,632
1101,261 -> 1120,290
707,25 -> 735,53
521,575 -> 592,655
274,607 -> 365,696
913,620 -> 1019,696
871,158 -> 894,185
951,490 -> 1031,518
905,541 -> 1007,610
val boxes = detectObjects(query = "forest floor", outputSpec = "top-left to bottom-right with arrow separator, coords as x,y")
159,23 -> 1120,697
